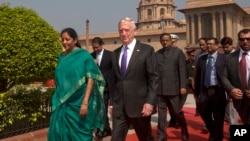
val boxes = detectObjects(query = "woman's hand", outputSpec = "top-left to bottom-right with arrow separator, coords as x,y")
80,104 -> 88,117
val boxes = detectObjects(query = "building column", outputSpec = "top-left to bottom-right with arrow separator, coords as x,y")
185,14 -> 190,45
232,14 -> 237,40
197,13 -> 202,39
191,14 -> 195,44
220,12 -> 224,38
153,6 -> 155,19
212,12 -> 216,37
226,12 -> 233,37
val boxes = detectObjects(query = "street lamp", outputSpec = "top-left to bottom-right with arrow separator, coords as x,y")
85,19 -> 89,51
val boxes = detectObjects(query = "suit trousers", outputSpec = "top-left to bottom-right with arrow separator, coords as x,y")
199,86 -> 227,141
237,94 -> 250,124
157,95 -> 188,141
168,93 -> 188,124
111,111 -> 154,141
103,91 -> 111,131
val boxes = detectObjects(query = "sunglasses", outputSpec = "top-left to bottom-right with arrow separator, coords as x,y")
239,38 -> 250,42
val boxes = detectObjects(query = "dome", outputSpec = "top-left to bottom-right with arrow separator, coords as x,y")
179,18 -> 186,25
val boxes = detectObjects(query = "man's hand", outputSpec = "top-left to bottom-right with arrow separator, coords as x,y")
246,90 -> 250,98
141,103 -> 153,117
230,88 -> 243,100
180,88 -> 187,95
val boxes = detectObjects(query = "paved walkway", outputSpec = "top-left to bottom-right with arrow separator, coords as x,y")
1,94 -> 196,141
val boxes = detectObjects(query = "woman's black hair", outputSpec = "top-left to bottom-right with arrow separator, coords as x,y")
60,27 -> 81,48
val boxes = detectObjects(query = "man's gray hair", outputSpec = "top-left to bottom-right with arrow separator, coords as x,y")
118,17 -> 137,29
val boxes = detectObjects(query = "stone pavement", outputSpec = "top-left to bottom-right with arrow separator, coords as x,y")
0,94 -> 196,141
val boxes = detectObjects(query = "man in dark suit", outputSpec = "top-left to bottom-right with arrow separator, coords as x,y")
91,37 -> 112,139
193,37 -> 208,118
109,17 -> 159,141
220,37 -> 238,136
156,33 -> 189,141
221,28 -> 250,125
195,37 -> 227,141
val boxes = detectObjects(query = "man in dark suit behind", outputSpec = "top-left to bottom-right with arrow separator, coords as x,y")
221,28 -> 250,125
90,37 -> 112,139
195,37 -> 227,141
156,33 -> 189,141
109,17 -> 159,141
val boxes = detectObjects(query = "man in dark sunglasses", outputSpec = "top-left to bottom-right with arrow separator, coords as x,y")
221,28 -> 250,125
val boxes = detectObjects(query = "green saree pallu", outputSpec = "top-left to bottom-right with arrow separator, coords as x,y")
47,48 -> 106,141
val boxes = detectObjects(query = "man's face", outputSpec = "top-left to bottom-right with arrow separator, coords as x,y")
206,39 -> 218,54
160,35 -> 172,48
199,39 -> 207,52
222,44 -> 234,54
238,32 -> 250,51
92,42 -> 102,53
119,21 -> 137,45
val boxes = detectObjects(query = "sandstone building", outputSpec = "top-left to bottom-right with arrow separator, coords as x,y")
79,0 -> 250,52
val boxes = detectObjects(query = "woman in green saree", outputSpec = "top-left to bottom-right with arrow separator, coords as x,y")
47,28 -> 105,141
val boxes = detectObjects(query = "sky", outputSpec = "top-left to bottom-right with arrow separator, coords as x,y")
0,0 -> 248,35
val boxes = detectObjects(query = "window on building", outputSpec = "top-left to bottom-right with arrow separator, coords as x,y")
148,39 -> 151,42
160,8 -> 165,17
147,9 -> 152,20
114,41 -> 117,44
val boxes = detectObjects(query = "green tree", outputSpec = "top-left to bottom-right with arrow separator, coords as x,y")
0,4 -> 61,92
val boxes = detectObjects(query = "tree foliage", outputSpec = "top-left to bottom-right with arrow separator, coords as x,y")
0,4 -> 62,92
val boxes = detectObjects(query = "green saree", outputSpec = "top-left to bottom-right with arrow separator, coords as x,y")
47,48 -> 105,141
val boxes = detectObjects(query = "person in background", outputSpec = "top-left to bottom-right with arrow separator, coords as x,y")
109,17 -> 159,141
193,37 -> 208,69
186,49 -> 196,96
47,27 -> 106,141
193,37 -> 208,133
195,37 -> 227,141
220,37 -> 238,131
91,37 -> 112,139
167,33 -> 187,129
221,28 -> 250,125
156,33 -> 189,141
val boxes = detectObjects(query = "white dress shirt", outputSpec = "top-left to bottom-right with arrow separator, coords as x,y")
119,39 -> 136,68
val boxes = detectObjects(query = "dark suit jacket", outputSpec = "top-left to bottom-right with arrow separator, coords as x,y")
156,46 -> 187,95
110,40 -> 159,118
195,52 -> 226,99
91,49 -> 112,92
221,49 -> 250,110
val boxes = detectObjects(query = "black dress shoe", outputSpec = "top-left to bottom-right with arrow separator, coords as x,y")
102,130 -> 111,137
181,128 -> 189,141
182,134 -> 189,141
175,123 -> 180,129
158,139 -> 167,141
95,130 -> 112,138
168,122 -> 180,129
168,122 -> 175,127
208,135 -> 214,141
194,112 -> 200,116
201,125 -> 208,134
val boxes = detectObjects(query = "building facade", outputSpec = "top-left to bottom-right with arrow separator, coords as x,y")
179,0 -> 250,46
79,0 -> 250,52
